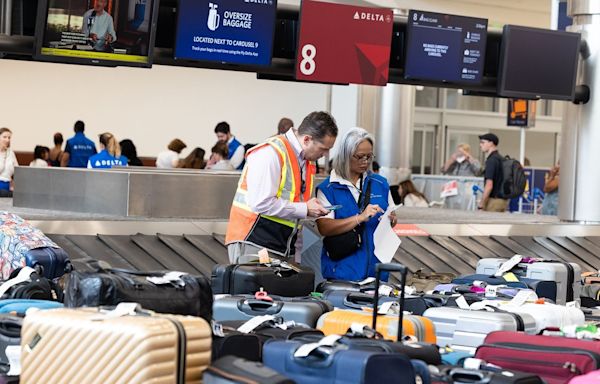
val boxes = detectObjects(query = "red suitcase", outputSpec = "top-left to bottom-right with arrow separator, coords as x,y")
475,330 -> 600,384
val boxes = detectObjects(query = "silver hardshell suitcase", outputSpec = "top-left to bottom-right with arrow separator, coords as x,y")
476,258 -> 581,305
213,295 -> 333,327
422,306 -> 536,351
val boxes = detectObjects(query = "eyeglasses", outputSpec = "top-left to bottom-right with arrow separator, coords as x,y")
352,153 -> 375,163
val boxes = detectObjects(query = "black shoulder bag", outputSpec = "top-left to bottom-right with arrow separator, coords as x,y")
322,178 -> 371,261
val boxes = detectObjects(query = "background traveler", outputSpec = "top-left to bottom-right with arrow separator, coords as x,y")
0,128 -> 18,192
214,122 -> 245,170
61,121 -> 97,168
399,178 -> 429,208
478,133 -> 508,212
29,146 -> 49,167
541,162 -> 560,215
442,143 -> 481,176
156,138 -> 186,169
207,143 -> 234,171
48,133 -> 63,167
119,139 -> 143,166
179,147 -> 206,169
87,132 -> 128,169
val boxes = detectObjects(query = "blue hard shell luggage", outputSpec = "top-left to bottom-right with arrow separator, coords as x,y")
451,274 -> 557,302
25,247 -> 71,279
262,339 -> 416,384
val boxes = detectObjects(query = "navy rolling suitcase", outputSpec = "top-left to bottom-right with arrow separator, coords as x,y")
25,247 -> 71,279
452,274 -> 557,303
203,356 -> 295,384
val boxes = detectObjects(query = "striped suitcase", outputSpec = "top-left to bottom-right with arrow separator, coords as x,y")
20,304 -> 212,384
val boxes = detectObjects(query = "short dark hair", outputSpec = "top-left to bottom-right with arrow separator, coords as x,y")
211,142 -> 229,158
214,122 -> 231,135
297,111 -> 338,141
74,120 -> 85,133
53,133 -> 63,146
34,145 -> 48,160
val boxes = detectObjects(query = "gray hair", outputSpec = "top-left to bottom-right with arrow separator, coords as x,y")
332,127 -> 373,181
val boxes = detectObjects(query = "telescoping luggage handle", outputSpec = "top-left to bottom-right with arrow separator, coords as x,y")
372,262 -> 408,342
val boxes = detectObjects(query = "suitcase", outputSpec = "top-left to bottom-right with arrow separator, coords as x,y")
0,299 -> 63,314
475,330 -> 600,384
24,247 -> 71,279
211,262 -> 314,297
433,366 -> 544,384
322,290 -> 437,316
476,258 -> 581,305
64,260 -> 213,322
262,339 -> 416,384
213,295 -> 332,328
20,304 -> 212,384
211,324 -> 263,362
568,370 -> 600,384
0,315 -> 21,377
422,306 -> 537,350
452,274 -> 557,303
203,356 -> 295,384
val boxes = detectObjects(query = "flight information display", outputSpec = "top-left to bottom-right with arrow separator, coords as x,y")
404,10 -> 488,85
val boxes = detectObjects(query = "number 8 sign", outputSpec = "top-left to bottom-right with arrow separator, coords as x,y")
300,44 -> 317,76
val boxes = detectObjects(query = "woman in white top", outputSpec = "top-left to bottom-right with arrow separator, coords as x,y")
0,128 -> 19,191
156,138 -> 187,168
206,142 -> 235,171
29,146 -> 49,168
399,179 -> 429,208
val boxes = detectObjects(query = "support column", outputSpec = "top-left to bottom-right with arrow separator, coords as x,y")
375,84 -> 415,186
559,0 -> 600,221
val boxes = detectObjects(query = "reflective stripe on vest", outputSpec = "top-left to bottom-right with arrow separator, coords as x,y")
225,135 -> 315,249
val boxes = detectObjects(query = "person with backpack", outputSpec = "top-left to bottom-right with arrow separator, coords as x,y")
478,133 -> 509,212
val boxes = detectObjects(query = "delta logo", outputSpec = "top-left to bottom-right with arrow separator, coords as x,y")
244,0 -> 272,4
353,11 -> 391,23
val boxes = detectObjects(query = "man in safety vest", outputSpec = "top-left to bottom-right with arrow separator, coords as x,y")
226,111 -> 338,263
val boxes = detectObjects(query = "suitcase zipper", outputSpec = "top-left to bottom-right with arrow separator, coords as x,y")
479,342 -> 600,368
485,355 -> 581,374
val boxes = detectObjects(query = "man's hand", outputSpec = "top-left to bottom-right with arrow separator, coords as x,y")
307,198 -> 329,218
90,33 -> 98,42
105,33 -> 113,44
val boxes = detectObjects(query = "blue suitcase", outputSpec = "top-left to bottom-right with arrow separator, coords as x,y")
263,339 -> 416,384
25,247 -> 71,279
451,274 -> 557,303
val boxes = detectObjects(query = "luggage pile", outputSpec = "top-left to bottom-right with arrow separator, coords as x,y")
0,213 -> 598,384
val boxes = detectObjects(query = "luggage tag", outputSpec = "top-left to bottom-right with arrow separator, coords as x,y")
358,277 -> 376,286
146,271 -> 186,287
255,288 -> 273,302
293,335 -> 342,358
454,295 -> 470,310
236,315 -> 276,334
377,301 -> 399,315
92,302 -> 143,320
494,255 -> 523,277
485,285 -> 504,298
5,345 -> 20,376
211,321 -> 225,338
504,290 -> 538,308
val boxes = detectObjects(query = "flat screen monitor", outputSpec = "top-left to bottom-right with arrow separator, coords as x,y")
498,25 -> 580,100
174,0 -> 277,66
295,0 -> 393,86
404,10 -> 488,85
34,0 -> 159,67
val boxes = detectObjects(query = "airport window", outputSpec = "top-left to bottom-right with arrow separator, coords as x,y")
415,86 -> 439,108
446,89 -> 497,112
412,128 -> 435,174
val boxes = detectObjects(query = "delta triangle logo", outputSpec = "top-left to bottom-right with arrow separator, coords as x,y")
353,11 -> 360,20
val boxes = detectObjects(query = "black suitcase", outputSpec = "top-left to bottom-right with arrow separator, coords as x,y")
433,366 -> 544,384
212,324 -> 263,362
64,260 -> 213,322
211,262 -> 314,296
0,315 -> 21,377
204,356 -> 295,384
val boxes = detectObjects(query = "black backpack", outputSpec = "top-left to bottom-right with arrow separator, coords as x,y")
497,155 -> 527,199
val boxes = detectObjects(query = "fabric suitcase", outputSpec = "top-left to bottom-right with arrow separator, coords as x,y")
434,366 -> 544,384
20,304 -> 212,384
203,356 -> 294,384
262,339 -> 416,384
476,258 -> 581,305
422,306 -> 537,350
213,295 -> 332,327
475,330 -> 600,384
211,262 -> 314,297
452,274 -> 557,303
64,260 -> 213,322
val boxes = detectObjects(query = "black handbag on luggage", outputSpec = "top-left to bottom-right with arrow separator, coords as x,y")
0,268 -> 62,302
64,260 -> 213,321
211,261 -> 314,297
204,356 -> 295,384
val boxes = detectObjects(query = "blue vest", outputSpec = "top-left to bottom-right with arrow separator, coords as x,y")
317,173 -> 390,281
88,149 -> 128,169
65,133 -> 97,168
228,137 -> 244,170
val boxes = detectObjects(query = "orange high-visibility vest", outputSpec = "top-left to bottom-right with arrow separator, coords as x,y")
225,135 -> 315,256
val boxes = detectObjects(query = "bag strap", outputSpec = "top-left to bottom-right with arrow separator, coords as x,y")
359,177 -> 372,212
0,267 -> 36,298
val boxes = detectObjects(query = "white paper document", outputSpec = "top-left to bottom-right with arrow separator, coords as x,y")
374,204 -> 402,263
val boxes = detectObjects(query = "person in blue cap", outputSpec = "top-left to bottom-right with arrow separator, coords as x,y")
61,121 -> 97,168
87,132 -> 128,169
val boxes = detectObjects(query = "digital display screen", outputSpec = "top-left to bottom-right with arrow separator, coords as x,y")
295,0 -> 393,86
174,0 -> 277,66
498,25 -> 580,100
404,10 -> 488,85
35,0 -> 158,67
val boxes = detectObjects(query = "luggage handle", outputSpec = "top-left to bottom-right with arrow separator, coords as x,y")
238,299 -> 284,315
538,327 -> 561,336
0,316 -> 22,338
448,368 -> 492,383
372,263 -> 407,342
343,293 -> 375,310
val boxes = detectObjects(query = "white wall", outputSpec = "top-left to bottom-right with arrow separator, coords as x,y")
0,60 -> 328,156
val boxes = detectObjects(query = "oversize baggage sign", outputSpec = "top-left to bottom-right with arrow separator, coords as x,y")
295,0 -> 393,85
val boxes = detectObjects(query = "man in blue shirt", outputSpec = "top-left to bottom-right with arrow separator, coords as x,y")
61,121 -> 97,168
82,0 -> 117,52
214,122 -> 245,170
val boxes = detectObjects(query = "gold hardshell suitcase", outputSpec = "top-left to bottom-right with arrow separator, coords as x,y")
20,304 -> 211,384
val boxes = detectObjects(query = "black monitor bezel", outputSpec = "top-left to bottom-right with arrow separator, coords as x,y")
497,24 -> 581,101
33,0 -> 160,68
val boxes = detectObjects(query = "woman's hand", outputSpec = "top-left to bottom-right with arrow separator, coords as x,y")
359,204 -> 384,223
389,211 -> 397,227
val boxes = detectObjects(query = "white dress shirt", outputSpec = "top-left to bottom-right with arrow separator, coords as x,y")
228,136 -> 245,169
0,150 -> 18,182
245,129 -> 307,220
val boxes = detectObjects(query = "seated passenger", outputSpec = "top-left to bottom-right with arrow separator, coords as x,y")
399,179 -> 429,208
179,147 -> 206,169
119,139 -> 143,166
30,146 -> 49,167
316,127 -> 396,281
87,132 -> 128,169
156,139 -> 186,169
206,142 -> 234,171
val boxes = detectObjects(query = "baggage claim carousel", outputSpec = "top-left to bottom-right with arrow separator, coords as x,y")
9,166 -> 600,283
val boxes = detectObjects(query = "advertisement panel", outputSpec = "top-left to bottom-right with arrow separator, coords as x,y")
175,0 -> 277,66
295,0 -> 393,85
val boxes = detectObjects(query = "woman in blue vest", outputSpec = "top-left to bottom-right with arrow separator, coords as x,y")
87,132 -> 128,169
316,128 -> 397,281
